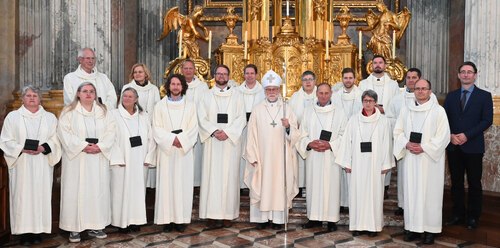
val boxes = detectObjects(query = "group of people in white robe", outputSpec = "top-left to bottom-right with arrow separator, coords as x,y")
0,50 -> 450,246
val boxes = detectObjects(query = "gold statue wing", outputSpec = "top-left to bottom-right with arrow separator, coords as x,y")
395,7 -> 411,45
157,7 -> 185,41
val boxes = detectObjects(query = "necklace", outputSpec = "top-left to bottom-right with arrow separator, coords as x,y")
265,101 -> 282,127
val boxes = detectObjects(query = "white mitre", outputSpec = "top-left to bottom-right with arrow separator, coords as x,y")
261,69 -> 282,88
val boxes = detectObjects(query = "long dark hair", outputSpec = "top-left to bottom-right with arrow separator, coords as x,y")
164,74 -> 188,97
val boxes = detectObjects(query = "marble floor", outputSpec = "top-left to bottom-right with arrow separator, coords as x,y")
3,222 -> 494,248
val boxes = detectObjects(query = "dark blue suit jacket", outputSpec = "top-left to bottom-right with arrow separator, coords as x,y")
443,86 -> 493,154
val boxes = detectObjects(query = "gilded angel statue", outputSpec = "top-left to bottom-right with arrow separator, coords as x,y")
358,3 -> 411,58
158,5 -> 209,58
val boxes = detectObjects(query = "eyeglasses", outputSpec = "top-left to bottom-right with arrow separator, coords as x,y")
414,87 -> 430,91
215,72 -> 228,76
459,70 -> 475,75
302,78 -> 315,82
81,57 -> 95,60
265,87 -> 280,92
362,99 -> 376,103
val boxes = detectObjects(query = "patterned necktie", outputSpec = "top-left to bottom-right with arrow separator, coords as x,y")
460,90 -> 468,110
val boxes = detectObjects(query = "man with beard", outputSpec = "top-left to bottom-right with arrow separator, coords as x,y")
198,65 -> 246,229
393,79 -> 450,245
289,71 -> 318,195
332,68 -> 362,213
298,83 -> 348,232
359,55 -> 400,197
153,74 -> 199,233
63,47 -> 117,109
238,64 -> 265,189
180,59 -> 209,187
244,70 -> 299,230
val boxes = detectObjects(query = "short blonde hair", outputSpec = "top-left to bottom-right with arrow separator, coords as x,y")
128,63 -> 153,83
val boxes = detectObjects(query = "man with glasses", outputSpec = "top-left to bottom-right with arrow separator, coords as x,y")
197,65 -> 246,229
289,70 -> 318,195
63,47 -> 117,109
393,79 -> 450,245
444,61 -> 493,229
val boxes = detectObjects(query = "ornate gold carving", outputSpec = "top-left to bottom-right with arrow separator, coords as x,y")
250,0 -> 263,21
223,7 -> 240,46
158,5 -> 209,59
358,2 -> 411,59
336,6 -> 352,45
313,0 -> 327,20
493,96 -> 500,126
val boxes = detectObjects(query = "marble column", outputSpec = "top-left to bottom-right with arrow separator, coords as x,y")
0,0 -> 17,126
405,0 -> 450,96
463,0 -> 500,193
137,0 -> 182,85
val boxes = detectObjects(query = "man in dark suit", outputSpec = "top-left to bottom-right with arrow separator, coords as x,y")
443,61 -> 493,229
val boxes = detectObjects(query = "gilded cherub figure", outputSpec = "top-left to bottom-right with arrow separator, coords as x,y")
158,5 -> 209,58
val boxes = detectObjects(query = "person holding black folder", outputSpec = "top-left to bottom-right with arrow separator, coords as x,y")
297,83 -> 348,232
0,85 -> 61,245
57,82 -> 116,243
393,79 -> 450,245
335,90 -> 394,237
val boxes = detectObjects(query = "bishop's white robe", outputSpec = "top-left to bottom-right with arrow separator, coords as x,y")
109,105 -> 156,228
297,103 -> 347,222
237,81 -> 265,188
244,99 -> 299,223
153,97 -> 198,224
198,87 -> 245,220
289,86 -> 317,188
57,102 -> 116,232
185,77 -> 209,187
335,109 -> 394,232
387,91 -> 439,209
393,100 -> 450,233
359,73 -> 399,187
63,65 -> 117,109
332,86 -> 362,207
121,80 -> 160,188
0,106 -> 61,234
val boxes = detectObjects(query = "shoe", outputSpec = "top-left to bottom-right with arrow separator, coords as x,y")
129,225 -> 141,232
163,223 -> 173,232
394,207 -> 404,216
272,223 -> 283,230
367,231 -> 377,237
69,232 -> 81,243
256,222 -> 268,230
340,206 -> 349,214
118,227 -> 131,233
20,234 -> 31,246
352,231 -> 361,236
88,229 -> 107,239
403,231 -> 420,242
302,220 -> 322,229
327,222 -> 337,232
32,234 -> 42,244
223,220 -> 233,228
384,186 -> 389,199
422,232 -> 435,245
175,224 -> 187,232
466,218 -> 478,229
445,216 -> 464,226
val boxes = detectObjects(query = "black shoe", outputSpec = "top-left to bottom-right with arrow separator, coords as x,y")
32,234 -> 42,244
352,231 -> 361,237
174,224 -> 187,232
20,234 -> 31,246
466,218 -> 478,229
367,231 -> 377,237
327,222 -> 337,232
256,222 -> 268,230
118,227 -> 131,233
384,186 -> 389,199
129,225 -> 141,232
302,220 -> 322,229
422,232 -> 435,245
445,216 -> 464,226
403,231 -> 420,242
394,207 -> 404,216
340,206 -> 349,214
272,223 -> 283,230
163,223 -> 173,232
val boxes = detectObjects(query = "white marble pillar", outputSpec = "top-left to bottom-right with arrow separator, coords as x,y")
464,0 -> 500,95
405,0 -> 449,95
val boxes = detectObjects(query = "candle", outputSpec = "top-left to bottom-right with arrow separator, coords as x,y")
208,31 -> 212,59
244,31 -> 248,59
358,31 -> 362,60
325,30 -> 329,59
392,30 -> 396,59
178,30 -> 183,58
286,1 -> 290,17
